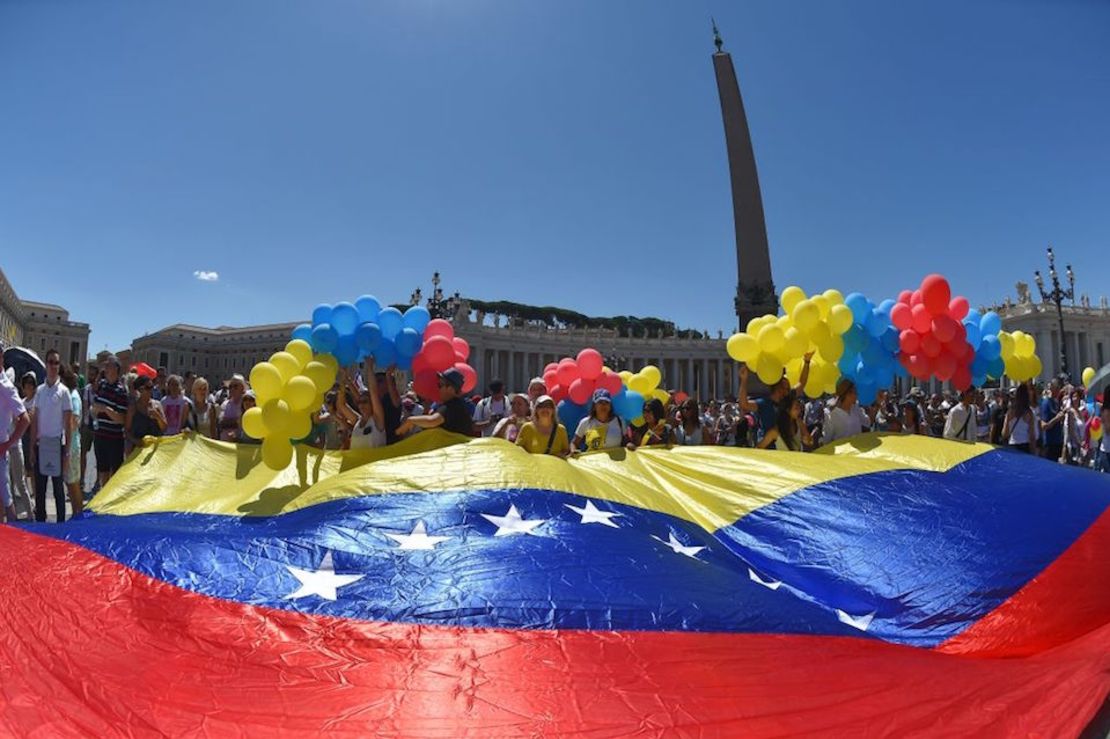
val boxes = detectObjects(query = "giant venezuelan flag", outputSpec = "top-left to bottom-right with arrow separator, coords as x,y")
1,431 -> 1108,736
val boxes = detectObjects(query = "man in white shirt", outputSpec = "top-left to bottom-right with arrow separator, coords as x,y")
30,348 -> 72,522
822,379 -> 867,445
0,342 -> 31,523
473,379 -> 509,438
943,387 -> 979,442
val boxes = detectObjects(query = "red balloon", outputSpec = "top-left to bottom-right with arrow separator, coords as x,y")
597,370 -> 623,396
568,377 -> 596,405
920,333 -> 942,358
910,289 -> 923,307
1092,418 -> 1103,432
953,322 -> 967,344
132,362 -> 157,379
549,383 -> 567,405
934,352 -> 957,382
422,336 -> 456,372
542,370 -> 559,390
907,353 -> 930,380
451,337 -> 470,363
674,391 -> 689,404
576,348 -> 604,380
411,352 -> 430,375
931,314 -> 958,344
890,303 -> 913,331
911,304 -> 932,334
455,362 -> 477,394
949,296 -> 970,321
897,289 -> 913,305
920,274 -> 951,316
424,319 -> 454,341
543,362 -> 558,375
952,366 -> 972,391
413,370 -> 439,403
556,359 -> 579,389
899,329 -> 921,354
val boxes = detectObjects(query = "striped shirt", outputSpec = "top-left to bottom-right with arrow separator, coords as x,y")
94,379 -> 129,440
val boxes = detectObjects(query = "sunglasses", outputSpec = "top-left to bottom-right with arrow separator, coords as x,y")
46,359 -> 60,366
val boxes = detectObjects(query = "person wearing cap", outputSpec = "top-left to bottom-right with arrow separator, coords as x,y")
821,378 -> 866,446
473,379 -> 509,438
0,342 -> 31,522
527,378 -> 547,405
218,374 -> 247,442
515,395 -> 569,457
572,389 -> 624,452
492,393 -> 531,443
396,368 -> 475,437
126,375 -> 166,447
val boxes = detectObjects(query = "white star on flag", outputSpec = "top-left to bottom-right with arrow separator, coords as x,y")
284,551 -> 364,601
652,532 -> 706,559
564,500 -> 622,528
385,521 -> 450,550
748,568 -> 782,590
836,609 -> 876,632
481,504 -> 547,536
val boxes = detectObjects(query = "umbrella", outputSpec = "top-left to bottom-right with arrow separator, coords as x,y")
3,346 -> 46,385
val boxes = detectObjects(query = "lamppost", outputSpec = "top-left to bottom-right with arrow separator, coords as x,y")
1033,246 -> 1075,380
410,272 -> 462,320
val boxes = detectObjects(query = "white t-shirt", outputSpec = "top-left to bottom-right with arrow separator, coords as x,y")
943,402 -> 978,441
32,379 -> 71,439
0,373 -> 26,444
574,417 -> 624,450
349,414 -> 387,449
822,405 -> 865,445
473,396 -> 510,438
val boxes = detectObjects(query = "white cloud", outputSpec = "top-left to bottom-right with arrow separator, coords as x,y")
193,270 -> 219,282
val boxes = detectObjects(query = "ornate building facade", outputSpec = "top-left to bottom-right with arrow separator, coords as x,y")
0,268 -> 90,365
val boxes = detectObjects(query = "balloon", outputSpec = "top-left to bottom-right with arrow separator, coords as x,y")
261,399 -> 292,435
402,305 -> 431,333
316,353 -> 338,377
899,329 -> 921,354
311,304 -> 332,327
424,319 -> 454,341
792,300 -> 820,332
249,362 -> 282,403
544,362 -> 559,374
598,371 -> 623,396
549,383 -> 567,405
856,380 -> 878,406
284,340 -> 313,368
997,332 -> 1015,360
310,324 -> 339,354
979,334 -> 1002,361
355,295 -> 382,324
963,320 -> 981,351
783,327 -> 807,357
865,309 -> 887,338
334,334 -> 359,366
355,322 -> 383,353
288,411 -> 313,441
618,370 -> 634,385
452,337 -> 470,362
910,289 -> 923,307
422,336 -> 456,372
906,353 -> 929,379
291,323 -> 312,342
842,325 -> 866,355
986,356 -> 1005,379
284,376 -> 317,413
910,304 -> 931,334
817,333 -> 844,363
613,390 -> 644,423
952,366 -> 972,392
303,361 -> 335,393
577,348 -> 604,380
758,324 -> 785,354
920,274 -> 951,316
845,293 -> 870,325
651,388 -> 670,404
640,365 -> 662,390
920,333 -> 942,358
1015,332 -> 1035,356
628,373 -> 652,395
780,286 -> 806,314
395,327 -> 421,357
393,352 -> 412,371
329,302 -> 360,337
828,304 -> 854,334
897,290 -> 913,304
934,353 -> 957,382
979,311 -> 1002,337
543,370 -> 559,390
1082,367 -> 1096,387
568,377 -> 596,405
727,333 -> 759,362
823,288 -> 845,306
557,400 -> 590,435
269,352 -> 299,383
455,362 -> 478,394
811,295 -> 831,320
261,436 -> 293,471
880,327 -> 901,354
756,354 -> 784,385
557,359 -> 580,389
931,315 -> 958,344
890,303 -> 912,331
413,370 -> 439,402
371,339 -> 396,368
949,296 -> 970,321
241,407 -> 268,439
377,308 -> 404,341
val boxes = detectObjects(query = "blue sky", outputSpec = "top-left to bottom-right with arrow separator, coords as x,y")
1,0 -> 1107,353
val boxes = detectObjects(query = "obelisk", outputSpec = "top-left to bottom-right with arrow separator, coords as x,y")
712,22 -> 777,329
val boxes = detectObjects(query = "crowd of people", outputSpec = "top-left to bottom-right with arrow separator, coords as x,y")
2,344 -> 1108,523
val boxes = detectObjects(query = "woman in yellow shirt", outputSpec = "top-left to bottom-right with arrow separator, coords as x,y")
515,395 -> 570,458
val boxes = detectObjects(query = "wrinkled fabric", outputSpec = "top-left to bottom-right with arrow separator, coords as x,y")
1,431 -> 1108,737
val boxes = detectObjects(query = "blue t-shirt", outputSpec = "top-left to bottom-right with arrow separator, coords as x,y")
1040,397 -> 1063,446
755,397 -> 777,442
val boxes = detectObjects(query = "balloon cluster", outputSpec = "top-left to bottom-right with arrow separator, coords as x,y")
997,330 -> 1042,382
892,275 -> 976,391
242,339 -> 339,470
1082,366 -> 1096,387
410,319 -> 478,403
295,296 -> 430,371
543,349 -> 625,432
726,286 -> 852,396
834,293 -> 903,404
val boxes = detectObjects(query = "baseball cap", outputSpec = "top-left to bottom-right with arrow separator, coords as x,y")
591,388 -> 612,404
438,368 -> 465,391
534,394 -> 555,409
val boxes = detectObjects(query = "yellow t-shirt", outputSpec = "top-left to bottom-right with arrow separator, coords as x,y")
516,421 -> 569,456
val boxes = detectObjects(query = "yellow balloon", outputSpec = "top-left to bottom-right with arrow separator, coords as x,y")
1082,367 -> 1096,386
628,373 -> 652,395
811,294 -> 830,320
249,362 -> 283,404
822,288 -> 844,306
261,436 -> 293,471
785,357 -> 804,385
818,333 -> 845,363
316,353 -> 339,377
285,339 -> 313,368
727,332 -> 759,362
284,376 -> 318,413
1028,354 -> 1043,380
783,326 -> 807,357
261,398 -> 292,435
828,304 -> 854,335
803,378 -> 823,399
1016,333 -> 1035,357
776,314 -> 793,330
651,388 -> 670,404
618,370 -> 634,386
241,406 -> 268,439
756,353 -> 784,385
792,300 -> 820,333
780,285 -> 806,315
758,324 -> 785,354
288,411 -> 313,441
998,332 -> 1015,360
303,361 -> 336,394
640,365 -> 662,390
270,352 -> 300,383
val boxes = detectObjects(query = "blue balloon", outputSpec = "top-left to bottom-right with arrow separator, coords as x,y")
865,309 -> 887,338
334,334 -> 358,367
838,353 -> 859,378
614,390 -> 645,423
880,327 -> 901,354
971,354 -> 989,376
557,400 -> 589,438
355,295 -> 382,324
373,338 -> 397,367
856,380 -> 878,406
330,302 -> 360,337
972,374 -> 987,387
845,293 -> 871,325
861,339 -> 886,367
311,304 -> 332,327
893,360 -> 909,379
980,311 -> 1002,337
310,323 -> 339,354
877,298 -> 896,316
395,327 -> 421,356
355,321 -> 382,352
979,334 -> 1002,361
963,320 -> 981,351
402,306 -> 431,333
291,323 -> 312,342
378,307 -> 404,340
394,352 -> 413,371
986,356 -> 1005,379
843,325 -> 867,354
875,364 -> 895,390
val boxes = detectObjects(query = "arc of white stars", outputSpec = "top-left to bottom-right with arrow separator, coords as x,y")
481,504 -> 547,536
284,551 -> 364,601
564,500 -> 622,528
385,521 -> 450,550
652,532 -> 706,559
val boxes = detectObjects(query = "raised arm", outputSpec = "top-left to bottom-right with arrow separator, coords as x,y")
364,360 -> 386,432
737,364 -> 758,413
